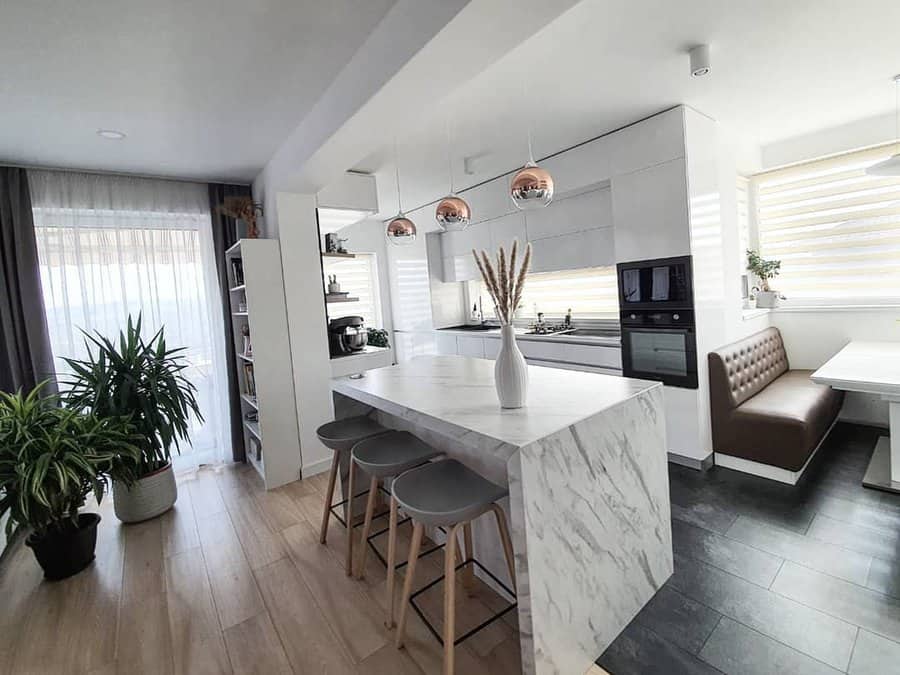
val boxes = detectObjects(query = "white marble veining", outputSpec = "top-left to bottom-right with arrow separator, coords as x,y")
332,355 -> 653,448
332,355 -> 672,675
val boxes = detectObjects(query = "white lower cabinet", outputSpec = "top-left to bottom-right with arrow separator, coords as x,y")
456,335 -> 486,358
434,332 -> 622,375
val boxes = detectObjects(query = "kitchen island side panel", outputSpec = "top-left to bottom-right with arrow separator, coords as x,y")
515,384 -> 672,675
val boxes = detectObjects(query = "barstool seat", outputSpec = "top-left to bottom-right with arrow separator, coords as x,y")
352,430 -> 442,478
316,416 -> 388,452
392,459 -> 508,526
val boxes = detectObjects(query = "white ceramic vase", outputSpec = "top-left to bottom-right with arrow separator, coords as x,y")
494,325 -> 528,408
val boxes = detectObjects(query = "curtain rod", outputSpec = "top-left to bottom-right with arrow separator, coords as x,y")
0,161 -> 252,187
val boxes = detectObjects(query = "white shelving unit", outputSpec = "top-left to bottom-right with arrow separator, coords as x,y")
225,239 -> 301,489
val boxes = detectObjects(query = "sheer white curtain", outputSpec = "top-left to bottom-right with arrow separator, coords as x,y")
29,170 -> 231,470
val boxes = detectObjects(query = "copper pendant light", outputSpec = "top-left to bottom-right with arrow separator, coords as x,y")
435,111 -> 471,231
510,82 -> 554,210
386,139 -> 417,246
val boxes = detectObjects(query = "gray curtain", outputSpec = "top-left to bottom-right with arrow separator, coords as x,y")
0,167 -> 57,395
208,183 -> 251,462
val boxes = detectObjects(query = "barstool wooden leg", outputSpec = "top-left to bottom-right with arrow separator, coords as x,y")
385,495 -> 399,628
443,522 -> 462,675
395,521 -> 424,649
356,475 -> 379,580
462,522 -> 475,595
489,504 -> 517,593
319,450 -> 340,544
345,459 -> 356,576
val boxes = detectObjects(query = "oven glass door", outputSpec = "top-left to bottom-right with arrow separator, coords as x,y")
623,328 -> 698,388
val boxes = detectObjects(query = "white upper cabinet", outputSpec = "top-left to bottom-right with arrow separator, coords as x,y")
489,212 -> 527,251
458,174 -> 513,225
441,222 -> 491,258
530,226 -> 614,274
607,107 -> 686,176
524,187 -> 611,241
611,157 -> 690,262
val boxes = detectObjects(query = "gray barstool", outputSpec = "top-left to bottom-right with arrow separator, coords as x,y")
391,459 -> 517,675
315,416 -> 389,575
350,431 -> 442,610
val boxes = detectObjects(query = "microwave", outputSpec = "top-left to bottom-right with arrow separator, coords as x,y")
617,255 -> 693,310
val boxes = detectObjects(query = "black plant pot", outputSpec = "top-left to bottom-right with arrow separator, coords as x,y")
25,513 -> 101,581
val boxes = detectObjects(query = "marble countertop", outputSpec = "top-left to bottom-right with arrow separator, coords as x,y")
331,355 -> 658,448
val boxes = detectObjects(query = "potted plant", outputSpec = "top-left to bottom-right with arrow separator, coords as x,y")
0,384 -> 139,579
746,249 -> 783,308
63,315 -> 202,523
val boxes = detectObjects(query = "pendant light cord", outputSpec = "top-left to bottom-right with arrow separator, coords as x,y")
445,112 -> 455,195
523,76 -> 535,165
393,137 -> 403,215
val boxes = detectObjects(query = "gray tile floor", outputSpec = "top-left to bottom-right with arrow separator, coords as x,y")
597,423 -> 900,675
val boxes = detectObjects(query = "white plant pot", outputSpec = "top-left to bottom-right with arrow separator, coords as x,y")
494,325 -> 528,409
755,290 -> 780,308
113,462 -> 178,523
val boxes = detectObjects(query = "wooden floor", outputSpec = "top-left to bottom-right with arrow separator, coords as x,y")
599,423 -> 900,675
0,463 -> 521,675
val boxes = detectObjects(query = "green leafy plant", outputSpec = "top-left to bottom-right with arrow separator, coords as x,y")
0,384 -> 140,539
366,327 -> 390,348
63,314 -> 202,477
746,249 -> 782,292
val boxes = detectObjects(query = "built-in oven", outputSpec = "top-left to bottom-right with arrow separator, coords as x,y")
620,309 -> 698,388
617,255 -> 693,310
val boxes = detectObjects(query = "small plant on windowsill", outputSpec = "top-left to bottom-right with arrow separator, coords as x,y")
746,249 -> 784,308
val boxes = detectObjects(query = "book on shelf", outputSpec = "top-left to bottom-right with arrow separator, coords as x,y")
243,362 -> 256,397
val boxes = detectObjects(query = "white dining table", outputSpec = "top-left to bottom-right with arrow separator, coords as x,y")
811,341 -> 900,493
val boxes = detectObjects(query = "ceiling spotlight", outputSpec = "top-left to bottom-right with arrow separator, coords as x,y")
689,44 -> 711,77
97,129 -> 126,140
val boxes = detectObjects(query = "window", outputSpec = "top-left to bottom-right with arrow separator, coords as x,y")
471,266 -> 619,320
323,253 -> 382,327
753,144 -> 900,303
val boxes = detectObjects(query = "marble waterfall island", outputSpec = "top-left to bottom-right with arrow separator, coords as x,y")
331,355 -> 672,675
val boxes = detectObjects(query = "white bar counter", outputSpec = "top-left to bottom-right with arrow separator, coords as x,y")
331,355 -> 672,675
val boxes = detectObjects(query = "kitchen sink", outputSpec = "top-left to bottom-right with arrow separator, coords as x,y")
562,328 -> 621,338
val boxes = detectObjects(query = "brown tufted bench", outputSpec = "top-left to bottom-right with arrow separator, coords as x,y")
708,327 -> 844,483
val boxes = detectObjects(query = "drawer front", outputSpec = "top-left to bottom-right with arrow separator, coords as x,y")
456,336 -> 486,358
564,344 -> 622,369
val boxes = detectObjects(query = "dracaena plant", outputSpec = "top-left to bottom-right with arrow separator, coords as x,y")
63,314 -> 203,477
0,384 -> 141,539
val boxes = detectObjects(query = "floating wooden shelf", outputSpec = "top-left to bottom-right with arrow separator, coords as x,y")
237,353 -> 253,363
240,394 -> 259,409
232,311 -> 249,317
325,294 -> 359,303
230,284 -> 246,293
321,251 -> 356,259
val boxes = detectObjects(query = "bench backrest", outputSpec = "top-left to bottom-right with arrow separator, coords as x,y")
708,327 -> 789,410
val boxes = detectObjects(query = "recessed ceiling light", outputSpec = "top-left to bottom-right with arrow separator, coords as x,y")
97,129 -> 126,140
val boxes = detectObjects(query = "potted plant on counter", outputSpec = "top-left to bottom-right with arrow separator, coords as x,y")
0,384 -> 140,580
747,249 -> 783,308
64,315 -> 202,523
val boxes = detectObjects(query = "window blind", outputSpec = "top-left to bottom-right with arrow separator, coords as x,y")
323,253 -> 382,327
474,266 -> 619,319
754,144 -> 900,301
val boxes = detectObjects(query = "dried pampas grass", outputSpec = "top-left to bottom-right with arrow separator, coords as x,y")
472,239 -> 532,325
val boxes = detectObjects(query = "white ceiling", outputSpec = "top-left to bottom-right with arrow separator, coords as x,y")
355,0 -> 900,219
0,0 -> 396,182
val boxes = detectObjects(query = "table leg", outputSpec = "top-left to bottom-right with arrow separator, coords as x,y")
862,399 -> 900,493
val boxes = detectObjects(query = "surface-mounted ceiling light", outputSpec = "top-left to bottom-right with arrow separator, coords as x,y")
435,111 -> 471,232
867,75 -> 900,177
510,83 -> 554,210
386,139 -> 416,246
97,129 -> 126,140
689,44 -> 711,77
